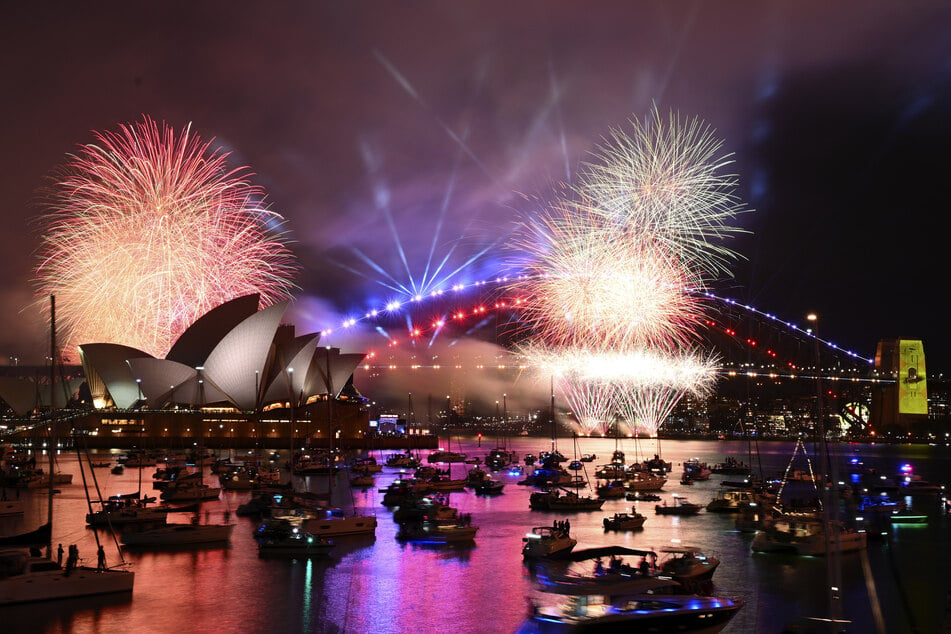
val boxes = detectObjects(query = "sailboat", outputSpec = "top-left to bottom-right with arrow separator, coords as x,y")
0,295 -> 134,605
119,368 -> 231,547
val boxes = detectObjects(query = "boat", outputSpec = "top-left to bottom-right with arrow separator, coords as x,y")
625,491 -> 660,502
602,511 -> 646,531
522,525 -> 577,560
751,517 -> 868,556
595,480 -> 626,499
0,548 -> 135,605
518,569 -> 742,633
397,519 -> 478,544
257,526 -> 334,558
683,458 -> 712,481
86,498 -> 170,527
472,479 -> 505,495
536,489 -> 605,512
0,296 -> 134,605
301,507 -> 378,538
426,450 -> 467,464
658,547 -> 721,590
384,451 -> 419,469
705,488 -> 771,513
119,521 -> 235,546
159,482 -> 221,502
624,471 -> 667,492
710,457 -> 752,476
655,496 -> 702,516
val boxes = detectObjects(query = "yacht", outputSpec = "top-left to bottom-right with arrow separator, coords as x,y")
120,521 -> 234,546
658,547 -> 721,588
257,526 -> 334,558
602,511 -> 646,531
301,508 -> 378,538
655,496 -> 702,516
517,575 -> 742,633
522,525 -> 577,560
0,548 -> 134,605
751,518 -> 867,556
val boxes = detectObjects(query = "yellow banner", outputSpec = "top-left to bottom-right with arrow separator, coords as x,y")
898,339 -> 928,415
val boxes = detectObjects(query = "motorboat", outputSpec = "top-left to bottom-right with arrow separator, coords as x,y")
119,522 -> 234,546
0,548 -> 134,605
625,471 -> 667,492
517,573 -> 742,633
602,511 -> 646,531
302,508 -> 378,538
683,458 -> 712,481
658,547 -> 720,589
705,488 -> 770,513
751,517 -> 867,556
625,491 -> 660,502
426,450 -> 467,464
595,480 -> 626,499
532,489 -> 605,512
655,496 -> 702,516
384,451 -> 420,469
257,526 -> 334,558
397,519 -> 478,544
522,525 -> 577,560
473,479 -> 505,495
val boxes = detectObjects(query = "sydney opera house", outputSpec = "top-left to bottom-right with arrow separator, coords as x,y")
0,294 -> 381,449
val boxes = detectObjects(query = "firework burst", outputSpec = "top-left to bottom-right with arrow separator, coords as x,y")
34,116 -> 298,359
509,201 -> 706,351
577,105 -> 748,283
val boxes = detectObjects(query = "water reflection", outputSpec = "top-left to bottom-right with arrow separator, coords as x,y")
1,438 -> 948,632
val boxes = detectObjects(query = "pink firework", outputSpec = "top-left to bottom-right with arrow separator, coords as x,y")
34,116 -> 298,359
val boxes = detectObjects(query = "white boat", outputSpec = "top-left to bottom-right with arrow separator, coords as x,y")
301,508 -> 378,538
658,546 -> 721,586
654,496 -> 702,516
522,526 -> 577,560
625,471 -> 667,492
0,299 -> 135,605
602,511 -> 646,531
751,518 -> 868,556
0,548 -> 134,605
518,578 -> 743,633
120,522 -> 234,546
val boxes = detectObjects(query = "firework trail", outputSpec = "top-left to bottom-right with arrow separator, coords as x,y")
34,116 -> 298,359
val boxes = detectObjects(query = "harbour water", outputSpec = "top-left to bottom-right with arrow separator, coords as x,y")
2,438 -> 949,633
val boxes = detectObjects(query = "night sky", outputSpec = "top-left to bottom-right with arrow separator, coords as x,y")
3,2 -> 950,373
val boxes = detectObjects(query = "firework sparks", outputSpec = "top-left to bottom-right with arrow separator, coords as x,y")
509,201 -> 706,352
522,345 -> 718,437
577,105 -> 749,283
34,116 -> 298,359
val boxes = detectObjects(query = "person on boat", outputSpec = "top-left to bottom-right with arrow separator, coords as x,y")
97,544 -> 106,571
639,556 -> 650,576
57,543 -> 64,566
609,555 -> 621,573
594,559 -> 605,576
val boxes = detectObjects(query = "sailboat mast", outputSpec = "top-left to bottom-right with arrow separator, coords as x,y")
47,294 -> 56,555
